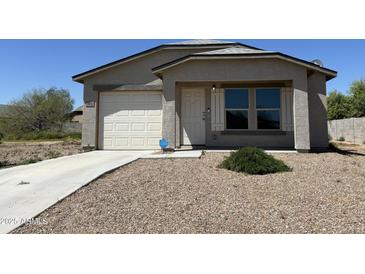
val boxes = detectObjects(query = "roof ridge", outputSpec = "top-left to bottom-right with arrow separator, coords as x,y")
193,47 -> 268,55
166,39 -> 236,45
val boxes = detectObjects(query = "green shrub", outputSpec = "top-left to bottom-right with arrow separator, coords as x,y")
22,157 -> 42,165
62,132 -> 81,140
218,147 -> 291,175
0,160 -> 9,168
337,136 -> 345,142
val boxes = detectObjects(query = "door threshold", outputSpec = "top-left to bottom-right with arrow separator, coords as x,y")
176,145 -> 206,151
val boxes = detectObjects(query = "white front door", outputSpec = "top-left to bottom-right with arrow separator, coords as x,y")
181,88 -> 206,145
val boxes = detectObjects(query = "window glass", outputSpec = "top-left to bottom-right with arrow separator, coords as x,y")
226,110 -> 248,129
225,89 -> 249,109
256,88 -> 280,109
257,110 -> 280,129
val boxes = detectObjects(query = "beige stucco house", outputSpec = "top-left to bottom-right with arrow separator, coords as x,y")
72,40 -> 337,152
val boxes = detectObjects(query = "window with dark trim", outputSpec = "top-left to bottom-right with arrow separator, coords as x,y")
256,88 -> 281,129
224,89 -> 249,129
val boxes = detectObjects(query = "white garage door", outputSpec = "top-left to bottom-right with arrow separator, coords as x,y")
99,91 -> 162,150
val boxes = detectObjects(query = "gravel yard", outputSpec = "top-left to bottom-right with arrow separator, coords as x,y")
14,149 -> 365,234
0,140 -> 82,168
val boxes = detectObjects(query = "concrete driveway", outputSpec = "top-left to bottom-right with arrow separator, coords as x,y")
0,150 -> 153,233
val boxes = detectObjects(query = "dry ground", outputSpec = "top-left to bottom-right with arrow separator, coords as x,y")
333,141 -> 365,152
14,146 -> 365,234
0,140 -> 82,168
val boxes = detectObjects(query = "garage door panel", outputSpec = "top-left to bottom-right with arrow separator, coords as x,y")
115,123 -> 129,131
115,137 -> 129,146
147,110 -> 162,116
147,122 -> 162,131
104,138 -> 113,147
131,110 -> 146,116
147,137 -> 160,146
131,123 -> 145,131
104,123 -> 114,131
130,137 -> 146,146
99,91 -> 162,150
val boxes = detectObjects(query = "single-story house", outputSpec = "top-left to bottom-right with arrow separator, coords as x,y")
69,105 -> 83,123
72,40 -> 337,152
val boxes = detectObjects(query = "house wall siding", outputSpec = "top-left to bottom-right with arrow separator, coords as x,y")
81,47 -> 230,148
80,49 -> 329,150
163,58 -> 310,149
307,72 -> 328,149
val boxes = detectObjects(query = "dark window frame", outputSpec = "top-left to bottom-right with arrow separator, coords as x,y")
224,88 -> 249,130
255,88 -> 281,130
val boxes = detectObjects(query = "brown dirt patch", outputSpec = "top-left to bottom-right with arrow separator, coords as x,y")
0,140 -> 82,168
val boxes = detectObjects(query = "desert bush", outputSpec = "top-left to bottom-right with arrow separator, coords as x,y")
1,87 -> 74,139
62,132 -> 81,140
0,160 -> 9,168
327,90 -> 353,120
218,147 -> 291,175
337,136 -> 345,141
21,157 -> 42,165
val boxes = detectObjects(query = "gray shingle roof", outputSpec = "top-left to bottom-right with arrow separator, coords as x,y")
73,40 -> 262,82
167,39 -> 236,45
195,46 -> 269,55
152,46 -> 337,80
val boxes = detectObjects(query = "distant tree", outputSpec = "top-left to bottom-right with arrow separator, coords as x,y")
2,88 -> 74,137
349,78 -> 365,117
327,90 -> 353,120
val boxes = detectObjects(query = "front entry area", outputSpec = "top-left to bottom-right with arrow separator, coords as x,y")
181,88 -> 206,145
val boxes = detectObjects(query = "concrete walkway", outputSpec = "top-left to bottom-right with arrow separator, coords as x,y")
141,150 -> 202,159
0,150 -> 153,233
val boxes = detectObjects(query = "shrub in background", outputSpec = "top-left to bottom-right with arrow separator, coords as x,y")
1,87 -> 74,140
327,90 -> 353,120
0,160 -> 9,168
337,136 -> 345,141
21,157 -> 42,165
218,147 -> 291,175
327,78 -> 365,120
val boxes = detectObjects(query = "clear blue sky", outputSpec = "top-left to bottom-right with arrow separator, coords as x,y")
1,39 -> 364,109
